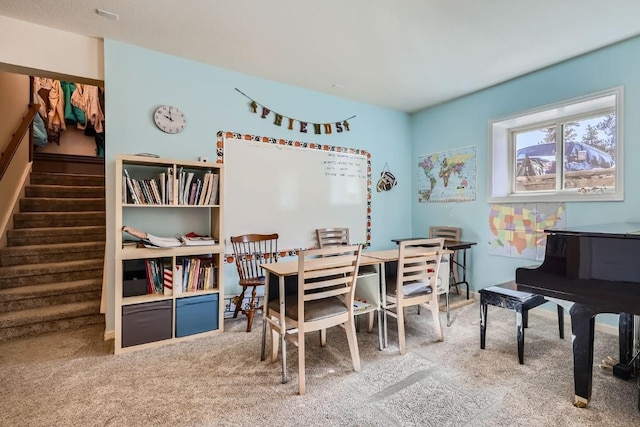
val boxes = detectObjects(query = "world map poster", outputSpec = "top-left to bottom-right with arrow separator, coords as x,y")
417,146 -> 477,203
488,203 -> 567,260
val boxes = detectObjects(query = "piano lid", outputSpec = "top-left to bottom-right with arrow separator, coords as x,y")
544,222 -> 640,239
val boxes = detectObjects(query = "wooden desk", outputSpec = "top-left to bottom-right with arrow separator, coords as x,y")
391,238 -> 477,299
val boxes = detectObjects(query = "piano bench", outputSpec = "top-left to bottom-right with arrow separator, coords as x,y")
479,281 -> 564,364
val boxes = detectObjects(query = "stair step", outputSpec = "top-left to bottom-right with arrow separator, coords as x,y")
0,242 -> 105,267
30,172 -> 104,187
20,198 -> 105,212
13,211 -> 105,229
0,259 -> 103,289
0,301 -> 103,342
26,184 -> 105,198
0,168 -> 106,342
0,279 -> 102,312
7,225 -> 105,246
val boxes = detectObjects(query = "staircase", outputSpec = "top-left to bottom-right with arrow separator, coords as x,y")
0,171 -> 105,341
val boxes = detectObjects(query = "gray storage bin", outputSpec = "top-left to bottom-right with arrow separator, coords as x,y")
122,300 -> 172,347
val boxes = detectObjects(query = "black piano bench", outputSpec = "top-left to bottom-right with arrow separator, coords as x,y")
479,281 -> 564,364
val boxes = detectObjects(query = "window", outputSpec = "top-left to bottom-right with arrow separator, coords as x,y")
488,87 -> 623,202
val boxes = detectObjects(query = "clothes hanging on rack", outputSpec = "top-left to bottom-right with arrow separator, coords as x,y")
61,81 -> 86,126
32,77 -> 105,155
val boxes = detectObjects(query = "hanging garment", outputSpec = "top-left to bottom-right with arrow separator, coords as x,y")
61,81 -> 86,126
33,77 -> 54,118
71,83 -> 104,133
47,80 -> 66,132
33,113 -> 48,147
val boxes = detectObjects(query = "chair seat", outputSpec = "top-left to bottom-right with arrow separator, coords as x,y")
268,297 -> 347,322
239,276 -> 266,287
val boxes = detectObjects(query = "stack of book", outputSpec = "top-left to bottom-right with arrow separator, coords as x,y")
176,169 -> 220,206
175,257 -> 217,293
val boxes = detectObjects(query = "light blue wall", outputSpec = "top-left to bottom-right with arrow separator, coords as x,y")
410,36 -> 640,324
103,40 -> 412,330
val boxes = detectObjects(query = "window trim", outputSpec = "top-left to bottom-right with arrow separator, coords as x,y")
488,87 -> 624,203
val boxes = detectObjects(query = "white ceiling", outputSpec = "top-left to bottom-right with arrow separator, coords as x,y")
2,0 -> 640,113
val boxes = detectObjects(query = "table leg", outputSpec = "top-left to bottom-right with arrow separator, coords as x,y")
279,275 -> 288,384
380,262 -> 388,349
260,275 -> 269,361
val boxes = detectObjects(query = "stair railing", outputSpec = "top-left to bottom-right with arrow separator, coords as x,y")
0,104 -> 39,181
0,104 -> 40,247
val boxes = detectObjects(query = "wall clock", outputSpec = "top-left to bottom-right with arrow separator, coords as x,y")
153,105 -> 186,134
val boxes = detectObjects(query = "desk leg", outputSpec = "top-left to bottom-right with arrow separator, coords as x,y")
279,276 -> 288,384
260,274 -> 269,361
450,248 -> 470,299
461,249 -> 469,299
380,262 -> 388,349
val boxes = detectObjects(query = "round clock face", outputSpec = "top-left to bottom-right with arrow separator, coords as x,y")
154,105 -> 186,134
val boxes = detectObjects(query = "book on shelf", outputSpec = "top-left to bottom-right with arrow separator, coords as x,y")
198,173 -> 212,205
178,256 -> 217,292
123,169 -> 140,204
182,172 -> 195,204
209,174 -> 220,205
144,258 -> 164,294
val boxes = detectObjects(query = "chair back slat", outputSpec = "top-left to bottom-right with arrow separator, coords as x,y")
397,238 -> 443,297
231,233 -> 279,281
428,226 -> 461,241
297,245 -> 362,307
316,227 -> 350,248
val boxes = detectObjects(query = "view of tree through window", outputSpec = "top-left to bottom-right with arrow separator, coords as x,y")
514,113 -> 616,193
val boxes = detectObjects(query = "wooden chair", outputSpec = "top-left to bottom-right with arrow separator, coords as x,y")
384,238 -> 444,355
429,226 -> 462,294
316,227 -> 378,332
230,233 -> 279,332
264,244 -> 363,395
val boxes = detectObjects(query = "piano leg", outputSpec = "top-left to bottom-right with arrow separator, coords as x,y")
569,303 -> 597,408
613,313 -> 634,380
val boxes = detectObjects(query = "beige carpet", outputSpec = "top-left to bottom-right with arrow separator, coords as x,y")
1,300 -> 639,426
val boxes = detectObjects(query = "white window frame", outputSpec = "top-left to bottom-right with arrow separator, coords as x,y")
488,87 -> 624,203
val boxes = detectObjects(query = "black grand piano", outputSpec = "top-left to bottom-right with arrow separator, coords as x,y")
516,222 -> 640,408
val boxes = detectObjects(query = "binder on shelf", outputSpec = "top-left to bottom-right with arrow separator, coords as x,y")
163,261 -> 173,296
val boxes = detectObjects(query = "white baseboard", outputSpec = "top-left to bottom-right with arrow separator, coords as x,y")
104,330 -> 115,341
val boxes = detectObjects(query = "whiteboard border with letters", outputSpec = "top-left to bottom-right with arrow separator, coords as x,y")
217,131 -> 372,256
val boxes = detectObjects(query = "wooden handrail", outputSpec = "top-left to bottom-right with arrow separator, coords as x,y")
0,104 -> 40,181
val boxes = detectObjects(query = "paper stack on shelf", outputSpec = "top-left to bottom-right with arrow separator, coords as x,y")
177,232 -> 217,246
122,226 -> 183,248
353,299 -> 372,312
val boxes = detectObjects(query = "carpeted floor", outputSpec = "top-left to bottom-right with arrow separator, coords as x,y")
1,299 -> 639,426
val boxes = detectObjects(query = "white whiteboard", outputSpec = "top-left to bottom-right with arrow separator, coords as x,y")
224,135 -> 370,251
